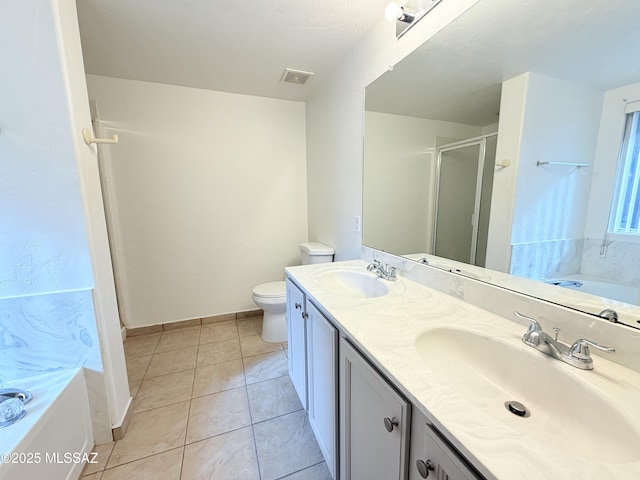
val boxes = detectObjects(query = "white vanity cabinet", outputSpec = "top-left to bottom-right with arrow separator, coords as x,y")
410,409 -> 481,480
286,278 -> 308,409
340,337 -> 411,480
307,300 -> 338,478
287,272 -> 485,480
286,278 -> 339,477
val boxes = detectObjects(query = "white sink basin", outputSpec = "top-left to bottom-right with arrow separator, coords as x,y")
414,326 -> 640,463
316,270 -> 390,298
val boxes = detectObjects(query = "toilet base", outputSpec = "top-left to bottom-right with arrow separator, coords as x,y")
261,311 -> 287,343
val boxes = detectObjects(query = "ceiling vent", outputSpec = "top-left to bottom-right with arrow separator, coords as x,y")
281,68 -> 314,85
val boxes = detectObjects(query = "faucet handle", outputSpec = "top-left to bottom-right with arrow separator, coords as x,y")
569,339 -> 615,360
514,311 -> 542,334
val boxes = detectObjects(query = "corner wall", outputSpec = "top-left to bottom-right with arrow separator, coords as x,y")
305,1 -> 480,261
1,0 -> 130,444
86,76 -> 309,328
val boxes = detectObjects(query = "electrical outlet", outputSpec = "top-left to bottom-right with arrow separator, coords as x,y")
354,215 -> 361,233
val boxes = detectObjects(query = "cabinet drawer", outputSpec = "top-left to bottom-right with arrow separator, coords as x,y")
414,424 -> 482,480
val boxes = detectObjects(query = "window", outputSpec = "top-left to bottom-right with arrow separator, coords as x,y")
609,103 -> 640,235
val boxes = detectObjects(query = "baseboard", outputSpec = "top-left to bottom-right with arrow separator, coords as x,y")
125,309 -> 263,337
112,395 -> 134,441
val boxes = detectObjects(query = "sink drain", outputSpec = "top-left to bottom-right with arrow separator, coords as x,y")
505,400 -> 530,418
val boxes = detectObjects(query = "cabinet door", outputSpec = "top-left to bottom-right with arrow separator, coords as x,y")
307,301 -> 338,479
414,424 -> 481,480
340,338 -> 411,480
409,409 -> 430,480
286,278 -> 307,409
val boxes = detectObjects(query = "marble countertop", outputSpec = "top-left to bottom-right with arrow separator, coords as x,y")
286,259 -> 640,480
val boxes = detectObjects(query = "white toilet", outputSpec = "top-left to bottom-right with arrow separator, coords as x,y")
253,242 -> 334,342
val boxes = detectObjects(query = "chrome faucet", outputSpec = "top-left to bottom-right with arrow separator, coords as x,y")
598,308 -> 619,323
515,312 -> 615,370
367,260 -> 397,281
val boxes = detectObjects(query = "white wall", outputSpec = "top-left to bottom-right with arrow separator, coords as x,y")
0,0 -> 93,297
87,76 -> 308,328
485,72 -> 604,275
1,0 -> 130,444
483,75 -> 528,272
512,73 -> 602,244
363,111 -> 481,255
54,0 -> 130,441
305,0 -> 480,261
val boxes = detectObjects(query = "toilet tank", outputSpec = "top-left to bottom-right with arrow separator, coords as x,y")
300,242 -> 334,265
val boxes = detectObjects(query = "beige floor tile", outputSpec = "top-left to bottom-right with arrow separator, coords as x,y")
200,320 -> 239,344
243,350 -> 289,385
280,462 -> 332,480
81,473 -> 102,480
129,380 -> 142,398
186,387 -> 251,443
237,317 -> 262,337
196,338 -> 241,367
126,354 -> 152,382
81,441 -> 115,476
134,370 -> 195,413
101,447 -> 183,480
155,327 -> 201,353
106,401 -> 189,468
145,346 -> 197,378
192,359 -> 245,397
240,334 -> 282,357
124,333 -> 161,358
247,376 -> 302,423
253,409 -> 324,480
182,427 -> 260,480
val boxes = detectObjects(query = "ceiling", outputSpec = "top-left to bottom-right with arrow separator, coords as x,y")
365,0 -> 640,126
76,0 -> 391,102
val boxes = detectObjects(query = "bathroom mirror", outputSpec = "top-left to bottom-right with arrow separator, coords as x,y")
363,0 -> 640,328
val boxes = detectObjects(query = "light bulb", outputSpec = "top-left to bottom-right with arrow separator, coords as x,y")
385,2 -> 403,21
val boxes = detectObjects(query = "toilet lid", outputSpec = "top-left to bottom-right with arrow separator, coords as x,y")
253,281 -> 286,298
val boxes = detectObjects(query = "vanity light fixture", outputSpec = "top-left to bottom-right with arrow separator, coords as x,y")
386,0 -> 444,38
385,2 -> 415,23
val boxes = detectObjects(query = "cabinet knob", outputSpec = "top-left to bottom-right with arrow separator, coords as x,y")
416,459 -> 435,478
295,303 -> 302,310
302,312 -> 309,319
383,416 -> 399,432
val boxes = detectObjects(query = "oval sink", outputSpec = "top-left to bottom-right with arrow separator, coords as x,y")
415,326 -> 640,463
317,270 -> 390,298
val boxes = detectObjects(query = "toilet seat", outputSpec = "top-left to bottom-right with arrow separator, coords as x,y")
253,281 -> 286,299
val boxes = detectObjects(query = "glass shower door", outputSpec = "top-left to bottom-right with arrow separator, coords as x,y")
433,142 -> 484,264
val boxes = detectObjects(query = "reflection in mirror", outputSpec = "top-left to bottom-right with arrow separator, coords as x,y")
433,135 -> 497,266
363,0 -> 640,329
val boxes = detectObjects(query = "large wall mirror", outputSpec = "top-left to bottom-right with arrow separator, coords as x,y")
363,0 -> 640,329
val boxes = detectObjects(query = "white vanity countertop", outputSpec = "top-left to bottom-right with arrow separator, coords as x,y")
286,260 -> 640,480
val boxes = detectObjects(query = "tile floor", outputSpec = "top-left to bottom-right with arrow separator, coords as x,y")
80,317 -> 331,480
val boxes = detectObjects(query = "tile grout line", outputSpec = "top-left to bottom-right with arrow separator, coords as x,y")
98,446 -> 186,478
121,319 -> 304,478
274,460 -> 327,480
182,326 -> 200,452
239,318 -> 264,479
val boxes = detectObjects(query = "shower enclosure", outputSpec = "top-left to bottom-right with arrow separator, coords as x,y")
432,134 -> 497,266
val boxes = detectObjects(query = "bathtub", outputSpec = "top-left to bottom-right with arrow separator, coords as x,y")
0,369 -> 94,480
547,274 -> 640,306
